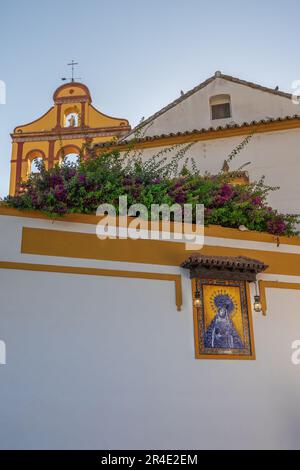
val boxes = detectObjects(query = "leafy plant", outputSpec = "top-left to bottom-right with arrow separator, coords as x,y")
5,137 -> 299,236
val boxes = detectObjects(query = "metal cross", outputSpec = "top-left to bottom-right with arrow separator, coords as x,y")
61,61 -> 81,83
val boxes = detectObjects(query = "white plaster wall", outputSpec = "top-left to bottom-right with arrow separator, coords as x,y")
140,77 -> 298,136
124,78 -> 300,219
0,214 -> 300,449
0,268 -> 300,450
138,129 -> 300,216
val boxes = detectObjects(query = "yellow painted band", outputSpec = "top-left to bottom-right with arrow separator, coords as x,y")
0,205 -> 299,246
259,280 -> 300,315
95,119 -> 300,153
21,227 -> 300,277
0,261 -> 182,311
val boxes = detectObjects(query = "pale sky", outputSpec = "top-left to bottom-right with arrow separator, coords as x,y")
1,0 -> 300,196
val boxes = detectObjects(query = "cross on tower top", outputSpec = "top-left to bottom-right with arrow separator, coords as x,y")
61,61 -> 81,83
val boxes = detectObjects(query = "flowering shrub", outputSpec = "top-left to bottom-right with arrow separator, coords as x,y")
5,146 -> 299,236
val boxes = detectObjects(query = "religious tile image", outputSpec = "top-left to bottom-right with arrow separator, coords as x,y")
194,279 -> 255,359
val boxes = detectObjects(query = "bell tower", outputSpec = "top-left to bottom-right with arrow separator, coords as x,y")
10,82 -> 131,194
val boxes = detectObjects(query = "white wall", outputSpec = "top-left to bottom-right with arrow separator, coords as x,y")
138,129 -> 300,216
125,76 -> 300,220
140,77 -> 298,136
0,214 -> 300,449
0,268 -> 300,450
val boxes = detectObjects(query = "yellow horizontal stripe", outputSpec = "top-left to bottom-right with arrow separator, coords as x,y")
0,260 -> 182,311
95,118 -> 300,152
259,280 -> 300,315
21,227 -> 300,276
1,205 -> 299,246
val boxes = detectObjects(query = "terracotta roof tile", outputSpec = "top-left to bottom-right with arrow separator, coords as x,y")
181,254 -> 268,272
92,114 -> 300,150
121,72 -> 293,140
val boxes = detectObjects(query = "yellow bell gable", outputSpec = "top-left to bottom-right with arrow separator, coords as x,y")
10,82 -> 131,195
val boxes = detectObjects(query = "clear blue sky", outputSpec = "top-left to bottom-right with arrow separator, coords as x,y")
0,0 -> 299,196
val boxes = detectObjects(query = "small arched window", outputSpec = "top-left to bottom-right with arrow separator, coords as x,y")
64,106 -> 80,128
57,145 -> 81,165
31,157 -> 44,174
63,153 -> 79,166
210,94 -> 231,120
65,112 -> 79,128
26,150 -> 45,175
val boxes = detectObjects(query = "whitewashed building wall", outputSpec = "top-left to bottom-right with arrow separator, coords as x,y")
138,129 -> 300,216
136,76 -> 299,136
0,214 -> 299,449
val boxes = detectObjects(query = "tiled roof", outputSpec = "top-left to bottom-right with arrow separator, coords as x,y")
181,254 -> 268,273
121,72 -> 293,140
93,114 -> 300,150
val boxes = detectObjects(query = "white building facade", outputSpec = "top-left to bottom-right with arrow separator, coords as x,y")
0,208 -> 299,449
96,72 -> 300,216
1,73 -> 300,450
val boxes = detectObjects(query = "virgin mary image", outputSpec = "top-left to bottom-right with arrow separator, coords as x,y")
204,294 -> 243,350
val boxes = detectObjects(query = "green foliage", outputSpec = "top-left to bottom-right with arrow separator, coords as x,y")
5,139 -> 300,237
